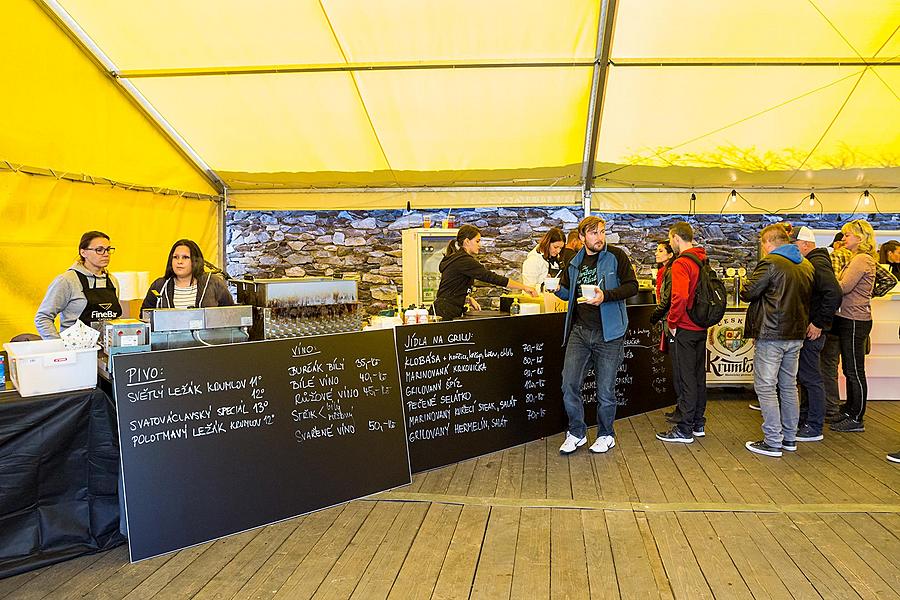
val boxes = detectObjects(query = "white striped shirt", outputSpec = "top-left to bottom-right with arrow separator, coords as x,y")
172,284 -> 197,309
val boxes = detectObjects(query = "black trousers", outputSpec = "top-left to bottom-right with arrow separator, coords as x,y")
671,328 -> 708,435
832,315 -> 872,421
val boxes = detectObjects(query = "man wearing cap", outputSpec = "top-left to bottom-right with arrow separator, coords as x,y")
792,226 -> 842,441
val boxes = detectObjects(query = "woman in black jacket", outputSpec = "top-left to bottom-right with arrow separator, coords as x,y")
141,239 -> 235,311
432,225 -> 537,320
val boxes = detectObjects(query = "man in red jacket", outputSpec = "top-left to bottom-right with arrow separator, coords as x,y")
657,221 -> 710,444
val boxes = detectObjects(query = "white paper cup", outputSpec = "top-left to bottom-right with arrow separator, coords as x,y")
580,284 -> 597,298
543,277 -> 560,292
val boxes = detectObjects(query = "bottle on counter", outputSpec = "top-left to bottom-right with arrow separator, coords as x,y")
510,298 -> 521,316
416,305 -> 429,324
404,305 -> 418,325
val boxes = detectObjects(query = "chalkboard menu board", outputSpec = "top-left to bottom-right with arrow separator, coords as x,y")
112,329 -> 409,561
398,307 -> 674,473
397,314 -> 567,472
578,304 -> 674,420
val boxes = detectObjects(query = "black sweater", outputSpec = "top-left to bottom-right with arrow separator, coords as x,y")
433,251 -> 509,319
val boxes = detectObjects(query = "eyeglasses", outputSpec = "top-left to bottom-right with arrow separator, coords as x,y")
86,246 -> 116,255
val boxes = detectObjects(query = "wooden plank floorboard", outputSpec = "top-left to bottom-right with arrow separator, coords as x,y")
467,453 -> 504,498
385,503 -> 462,600
272,502 -> 374,599
431,504 -> 490,600
790,512 -> 896,600
311,502 -> 405,600
231,509 -> 340,600
549,508 -> 590,600
120,543 -> 213,600
510,508 -> 551,600
446,458 -> 477,496
615,420 -> 667,504
45,546 -> 131,600
581,510 -> 620,600
7,551 -> 107,600
705,512 -> 792,600
348,502 -> 430,600
645,512 -> 710,600
152,529 -> 263,599
733,512 -> 821,599
568,441 -> 600,500
677,512 -> 754,600
0,570 -> 41,599
470,506 -> 519,600
818,513 -> 900,595
546,434 -> 573,500
759,513 -> 863,600
418,464 -> 457,495
495,445 -> 524,498
629,415 -> 697,503
520,438 -> 547,499
193,520 -> 301,600
605,511 -> 661,600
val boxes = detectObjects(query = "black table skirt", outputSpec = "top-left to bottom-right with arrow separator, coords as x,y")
0,387 -> 125,579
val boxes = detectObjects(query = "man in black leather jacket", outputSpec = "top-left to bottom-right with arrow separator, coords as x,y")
740,224 -> 814,457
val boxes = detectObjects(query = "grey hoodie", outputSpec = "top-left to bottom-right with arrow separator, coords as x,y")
35,262 -> 119,339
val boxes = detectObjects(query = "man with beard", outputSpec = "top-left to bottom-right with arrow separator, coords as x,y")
554,216 -> 638,454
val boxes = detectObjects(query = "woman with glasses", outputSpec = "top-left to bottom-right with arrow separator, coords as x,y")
140,239 -> 234,311
35,230 -> 122,338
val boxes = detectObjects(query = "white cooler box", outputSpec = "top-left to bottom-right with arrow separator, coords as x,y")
2,339 -> 99,397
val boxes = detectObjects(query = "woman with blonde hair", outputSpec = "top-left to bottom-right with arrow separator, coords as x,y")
830,219 -> 877,433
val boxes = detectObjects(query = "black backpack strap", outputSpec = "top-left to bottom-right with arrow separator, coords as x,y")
677,252 -> 705,268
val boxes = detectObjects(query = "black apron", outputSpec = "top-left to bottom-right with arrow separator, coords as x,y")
71,270 -> 123,327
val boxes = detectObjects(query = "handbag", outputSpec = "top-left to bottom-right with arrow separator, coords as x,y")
873,263 -> 899,297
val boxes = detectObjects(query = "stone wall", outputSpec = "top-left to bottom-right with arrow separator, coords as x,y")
226,209 -> 900,315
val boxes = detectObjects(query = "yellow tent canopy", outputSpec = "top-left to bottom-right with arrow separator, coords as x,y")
2,0 -> 898,338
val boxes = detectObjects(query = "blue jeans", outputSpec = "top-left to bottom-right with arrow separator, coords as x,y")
753,339 -> 803,447
797,334 -> 827,434
561,325 -> 625,438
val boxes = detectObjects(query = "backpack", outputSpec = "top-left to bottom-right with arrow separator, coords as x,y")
872,262 -> 898,297
678,252 -> 727,328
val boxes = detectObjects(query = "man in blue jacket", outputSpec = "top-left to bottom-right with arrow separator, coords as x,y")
553,216 -> 638,454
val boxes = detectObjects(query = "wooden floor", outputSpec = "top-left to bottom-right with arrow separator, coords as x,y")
4,399 -> 900,599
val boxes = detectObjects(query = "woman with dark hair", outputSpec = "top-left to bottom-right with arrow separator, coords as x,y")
522,227 -> 565,289
879,240 -> 900,279
35,230 -> 122,338
141,239 -> 234,311
432,225 -> 537,320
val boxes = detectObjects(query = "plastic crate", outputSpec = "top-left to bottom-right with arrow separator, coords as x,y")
2,339 -> 99,397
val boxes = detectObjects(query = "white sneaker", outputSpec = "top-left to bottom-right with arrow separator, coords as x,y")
589,435 -> 616,453
559,432 -> 587,454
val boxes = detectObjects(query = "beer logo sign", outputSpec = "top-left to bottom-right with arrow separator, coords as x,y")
99,303 -> 113,310
716,326 -> 748,354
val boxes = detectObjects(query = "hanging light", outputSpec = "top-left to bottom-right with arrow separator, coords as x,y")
864,190 -> 870,206
809,192 -> 815,207
730,190 -> 737,203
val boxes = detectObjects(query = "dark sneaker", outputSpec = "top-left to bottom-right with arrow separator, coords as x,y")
749,403 -> 761,411
795,425 -> 824,442
692,425 -> 705,437
656,427 -> 694,444
746,440 -> 782,457
664,410 -> 676,418
782,439 -> 797,452
830,418 -> 865,432
825,412 -> 849,424
888,452 -> 900,464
